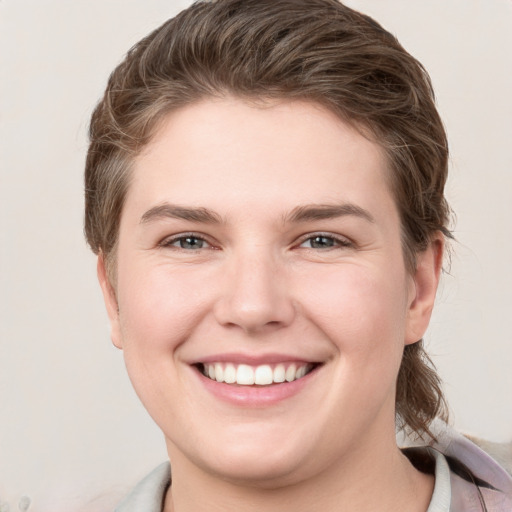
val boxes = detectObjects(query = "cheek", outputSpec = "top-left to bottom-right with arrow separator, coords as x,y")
117,262 -> 212,353
297,264 -> 409,360
289,265 -> 410,451
114,263 -> 205,421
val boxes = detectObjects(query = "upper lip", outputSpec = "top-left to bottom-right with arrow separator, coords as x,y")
189,353 -> 321,365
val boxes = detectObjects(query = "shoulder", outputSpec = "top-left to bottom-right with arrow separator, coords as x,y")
401,420 -> 512,512
464,436 -> 512,476
442,433 -> 512,512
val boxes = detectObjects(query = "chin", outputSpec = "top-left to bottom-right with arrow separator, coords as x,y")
174,423 -> 318,487
204,449 -> 310,488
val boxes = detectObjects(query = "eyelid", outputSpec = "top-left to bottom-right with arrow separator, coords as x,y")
157,231 -> 353,250
158,231 -> 217,250
295,232 -> 354,249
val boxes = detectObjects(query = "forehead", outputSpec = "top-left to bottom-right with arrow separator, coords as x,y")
127,98 -> 395,216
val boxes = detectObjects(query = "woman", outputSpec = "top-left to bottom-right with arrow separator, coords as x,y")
84,1 -> 512,510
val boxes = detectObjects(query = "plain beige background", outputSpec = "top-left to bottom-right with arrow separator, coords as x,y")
1,1 -> 511,510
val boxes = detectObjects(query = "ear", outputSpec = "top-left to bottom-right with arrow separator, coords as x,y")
405,234 -> 444,345
97,253 -> 123,349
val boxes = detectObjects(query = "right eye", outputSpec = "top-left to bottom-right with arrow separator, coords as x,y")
160,234 -> 212,250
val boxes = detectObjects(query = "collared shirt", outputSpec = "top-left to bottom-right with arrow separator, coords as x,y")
114,426 -> 512,512
113,452 -> 453,512
115,462 -> 170,512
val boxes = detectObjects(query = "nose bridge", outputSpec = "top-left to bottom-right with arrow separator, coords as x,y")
214,243 -> 295,333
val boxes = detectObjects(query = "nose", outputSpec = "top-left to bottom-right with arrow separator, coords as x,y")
213,249 -> 296,334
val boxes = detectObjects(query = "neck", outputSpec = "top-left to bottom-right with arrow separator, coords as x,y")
163,428 -> 433,512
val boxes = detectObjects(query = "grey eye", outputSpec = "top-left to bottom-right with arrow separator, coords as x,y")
305,235 -> 336,249
299,234 -> 352,250
177,236 -> 206,249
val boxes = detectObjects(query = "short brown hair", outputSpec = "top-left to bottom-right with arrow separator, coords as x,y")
85,0 -> 450,437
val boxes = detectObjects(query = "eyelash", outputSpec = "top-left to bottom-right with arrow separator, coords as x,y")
159,233 -> 215,251
159,232 -> 353,251
296,233 -> 353,250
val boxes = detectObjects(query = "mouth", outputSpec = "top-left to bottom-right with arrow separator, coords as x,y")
195,362 -> 319,386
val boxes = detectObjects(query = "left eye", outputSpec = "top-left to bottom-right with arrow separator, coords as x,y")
299,235 -> 350,249
163,235 -> 209,250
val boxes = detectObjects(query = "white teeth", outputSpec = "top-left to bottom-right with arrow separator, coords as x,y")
273,364 -> 286,383
254,365 -> 273,385
224,363 -> 236,384
285,364 -> 297,382
296,366 -> 307,379
202,362 -> 313,386
236,364 -> 254,385
214,363 -> 224,382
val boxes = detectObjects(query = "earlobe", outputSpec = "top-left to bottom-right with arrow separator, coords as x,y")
97,253 -> 123,349
405,235 -> 444,345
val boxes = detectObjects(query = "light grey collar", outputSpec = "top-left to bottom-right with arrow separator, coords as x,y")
426,448 -> 451,512
114,462 -> 170,512
113,453 -> 453,512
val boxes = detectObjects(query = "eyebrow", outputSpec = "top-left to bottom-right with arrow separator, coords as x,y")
285,203 -> 375,224
140,202 -> 374,226
140,204 -> 223,224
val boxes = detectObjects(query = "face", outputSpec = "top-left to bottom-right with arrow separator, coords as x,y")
99,98 -> 440,487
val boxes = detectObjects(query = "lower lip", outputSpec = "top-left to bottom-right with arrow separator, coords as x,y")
194,366 -> 319,407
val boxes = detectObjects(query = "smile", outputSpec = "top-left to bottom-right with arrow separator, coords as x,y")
199,362 -> 316,386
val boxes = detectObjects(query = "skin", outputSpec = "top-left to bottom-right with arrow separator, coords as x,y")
98,98 -> 443,512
